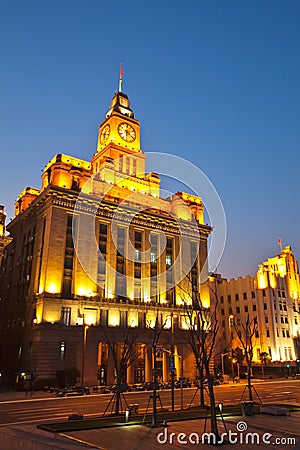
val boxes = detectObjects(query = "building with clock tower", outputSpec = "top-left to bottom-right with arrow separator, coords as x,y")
0,83 -> 211,388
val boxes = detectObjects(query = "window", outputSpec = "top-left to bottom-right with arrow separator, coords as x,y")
266,329 -> 270,337
166,255 -> 172,266
133,158 -> 137,176
150,252 -> 157,263
221,320 -> 225,327
251,291 -> 256,299
243,292 -> 247,300
286,330 -> 290,338
60,342 -> 66,359
264,303 -> 267,310
276,329 -> 279,337
166,238 -> 173,284
220,296 -> 224,304
255,331 -> 259,338
61,307 -> 71,326
235,293 -> 239,301
62,216 -> 76,298
99,223 -> 108,255
252,304 -> 257,312
227,295 -> 231,303
285,317 -> 288,324
282,329 -> 285,337
228,307 -> 233,314
262,289 -> 266,297
236,306 -> 240,314
221,308 -> 224,316
244,306 -> 248,313
265,316 -> 268,323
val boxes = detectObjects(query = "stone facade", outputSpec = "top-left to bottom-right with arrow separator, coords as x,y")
0,89 -> 211,386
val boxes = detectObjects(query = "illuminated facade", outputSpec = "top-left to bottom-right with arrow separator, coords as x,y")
214,246 -> 300,366
0,89 -> 211,385
0,205 -> 11,266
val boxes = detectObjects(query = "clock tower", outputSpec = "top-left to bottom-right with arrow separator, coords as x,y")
91,87 -> 144,176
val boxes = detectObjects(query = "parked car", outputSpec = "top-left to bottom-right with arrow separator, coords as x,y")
56,385 -> 90,397
143,381 -> 164,391
109,383 -> 132,393
202,378 -> 220,386
92,385 -> 110,393
174,379 -> 192,388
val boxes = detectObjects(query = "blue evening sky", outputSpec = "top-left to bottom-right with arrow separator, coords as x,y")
0,0 -> 299,279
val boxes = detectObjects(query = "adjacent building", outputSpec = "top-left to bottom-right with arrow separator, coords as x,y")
0,205 -> 11,266
214,246 -> 300,367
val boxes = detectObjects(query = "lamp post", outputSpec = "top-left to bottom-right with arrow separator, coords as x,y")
170,312 -> 175,411
228,315 -> 235,383
81,325 -> 89,386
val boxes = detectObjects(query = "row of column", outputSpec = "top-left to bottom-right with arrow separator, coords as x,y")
106,344 -> 182,385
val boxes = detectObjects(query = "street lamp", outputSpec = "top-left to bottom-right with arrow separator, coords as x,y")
81,325 -> 89,386
229,315 -> 235,383
169,312 -> 178,412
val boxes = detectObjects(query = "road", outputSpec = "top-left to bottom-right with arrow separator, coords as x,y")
0,380 -> 299,427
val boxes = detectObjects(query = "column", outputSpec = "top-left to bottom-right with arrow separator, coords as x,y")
162,351 -> 169,382
126,346 -> 135,384
145,347 -> 152,382
174,345 -> 180,380
106,346 -> 115,386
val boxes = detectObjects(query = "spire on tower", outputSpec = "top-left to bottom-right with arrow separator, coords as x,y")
118,63 -> 124,92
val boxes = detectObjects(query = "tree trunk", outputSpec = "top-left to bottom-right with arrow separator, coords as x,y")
247,362 -> 253,401
207,376 -> 220,442
114,374 -> 122,415
151,345 -> 159,427
199,365 -> 205,407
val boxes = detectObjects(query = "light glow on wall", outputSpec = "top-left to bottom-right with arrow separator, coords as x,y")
47,283 -> 60,294
77,287 -> 96,297
146,311 -> 156,328
108,310 -> 120,327
84,309 -> 97,325
128,311 -> 138,327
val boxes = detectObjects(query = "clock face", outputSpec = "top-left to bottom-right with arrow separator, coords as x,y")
118,122 -> 136,142
100,124 -> 110,145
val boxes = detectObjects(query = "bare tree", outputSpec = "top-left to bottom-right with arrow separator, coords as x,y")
147,310 -> 168,428
259,351 -> 271,380
232,314 -> 258,401
180,277 -> 221,441
103,326 -> 140,415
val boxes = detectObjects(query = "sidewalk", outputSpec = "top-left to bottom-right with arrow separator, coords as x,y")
0,390 -> 53,402
1,412 -> 299,450
64,413 -> 300,449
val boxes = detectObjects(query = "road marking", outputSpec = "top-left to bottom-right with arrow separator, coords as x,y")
60,433 -> 104,450
0,417 -> 66,427
0,393 -> 100,405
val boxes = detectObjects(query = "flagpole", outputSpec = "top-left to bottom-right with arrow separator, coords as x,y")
119,63 -> 124,92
